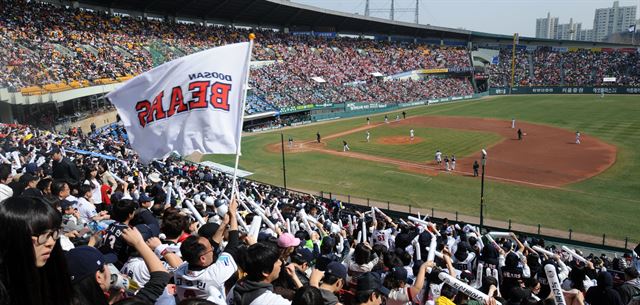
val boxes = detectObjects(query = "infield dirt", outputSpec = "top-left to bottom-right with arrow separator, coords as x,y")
266,116 -> 617,188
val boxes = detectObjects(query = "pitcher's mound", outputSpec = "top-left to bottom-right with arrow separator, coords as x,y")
376,136 -> 424,145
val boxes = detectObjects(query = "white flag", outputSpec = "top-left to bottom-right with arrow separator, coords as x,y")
628,25 -> 636,32
106,42 -> 251,163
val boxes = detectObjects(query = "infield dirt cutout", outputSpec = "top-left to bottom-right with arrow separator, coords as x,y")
266,116 -> 617,188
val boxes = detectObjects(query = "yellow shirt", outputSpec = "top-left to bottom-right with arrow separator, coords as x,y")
435,295 -> 456,305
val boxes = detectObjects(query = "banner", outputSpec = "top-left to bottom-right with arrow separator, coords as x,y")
279,104 -> 315,114
107,42 -> 251,162
418,68 -> 449,74
490,86 -> 640,95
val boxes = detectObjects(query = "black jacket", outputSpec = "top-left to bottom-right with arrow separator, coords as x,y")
585,271 -> 624,305
52,157 -> 80,187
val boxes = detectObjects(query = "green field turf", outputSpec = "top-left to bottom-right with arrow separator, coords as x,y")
325,125 -> 502,163
204,95 -> 640,241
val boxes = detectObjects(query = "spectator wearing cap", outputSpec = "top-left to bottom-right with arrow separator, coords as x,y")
310,261 -> 347,305
130,193 -> 160,237
274,247 -> 314,299
278,232 -> 301,260
354,272 -> 390,305
174,198 -> 241,303
60,199 -> 85,237
384,261 -> 432,305
231,241 -> 292,305
0,196 -> 73,305
0,163 -> 13,202
617,267 -> 640,304
66,246 -> 117,305
51,147 -> 80,189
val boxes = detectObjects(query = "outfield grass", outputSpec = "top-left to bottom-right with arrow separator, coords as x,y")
204,95 -> 640,241
325,125 -> 502,163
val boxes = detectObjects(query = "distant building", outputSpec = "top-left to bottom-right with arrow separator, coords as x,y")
593,1 -> 637,41
536,12 -> 558,39
556,18 -> 581,40
578,29 -> 594,41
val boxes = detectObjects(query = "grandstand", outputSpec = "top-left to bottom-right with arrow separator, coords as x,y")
1,0 -> 638,130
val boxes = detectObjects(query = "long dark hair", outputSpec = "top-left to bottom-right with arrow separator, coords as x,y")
70,272 -> 108,305
0,196 -> 72,305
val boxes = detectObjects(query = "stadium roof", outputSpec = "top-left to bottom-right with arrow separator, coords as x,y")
78,0 -> 472,39
72,0 -> 636,46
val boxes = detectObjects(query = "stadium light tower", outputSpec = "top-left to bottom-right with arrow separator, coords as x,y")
479,149 -> 487,233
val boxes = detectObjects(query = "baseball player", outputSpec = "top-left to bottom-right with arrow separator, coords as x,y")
316,132 -> 321,143
575,131 -> 581,144
288,137 -> 293,147
395,114 -> 400,121
402,111 -> 406,119
366,117 -> 370,125
451,154 -> 456,170
366,131 -> 370,143
511,118 -> 515,129
384,115 -> 388,124
473,160 -> 479,177
444,155 -> 450,171
410,129 -> 414,141
343,140 -> 350,152
435,150 -> 442,165
517,128 -> 523,141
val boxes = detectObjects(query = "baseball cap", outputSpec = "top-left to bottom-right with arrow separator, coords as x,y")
135,224 -> 156,241
325,261 -> 347,282
65,246 -> 117,283
277,233 -> 301,248
60,199 -> 76,210
138,193 -> 153,203
391,266 -> 408,282
357,272 -> 390,296
25,163 -> 38,175
293,248 -> 314,264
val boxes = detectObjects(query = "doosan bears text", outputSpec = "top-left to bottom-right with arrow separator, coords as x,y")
135,80 -> 232,128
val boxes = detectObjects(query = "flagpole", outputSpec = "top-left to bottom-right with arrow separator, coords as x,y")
229,33 -> 255,202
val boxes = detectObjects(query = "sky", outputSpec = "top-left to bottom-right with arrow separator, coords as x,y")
291,0 -> 639,37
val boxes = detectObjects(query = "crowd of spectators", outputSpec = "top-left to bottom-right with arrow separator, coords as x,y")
486,47 -> 640,88
484,49 -> 530,88
1,0 -> 472,112
2,117 -> 640,305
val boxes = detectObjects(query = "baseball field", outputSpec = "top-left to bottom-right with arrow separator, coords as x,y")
204,95 -> 640,242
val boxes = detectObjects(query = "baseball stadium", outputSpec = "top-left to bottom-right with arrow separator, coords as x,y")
1,0 -> 640,304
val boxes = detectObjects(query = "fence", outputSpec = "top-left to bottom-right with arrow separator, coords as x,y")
297,189 -> 632,253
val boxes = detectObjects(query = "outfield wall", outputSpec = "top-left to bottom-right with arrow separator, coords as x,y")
309,93 -> 487,121
490,86 -> 640,95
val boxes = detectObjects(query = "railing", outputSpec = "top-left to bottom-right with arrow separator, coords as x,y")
309,190 -> 633,253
